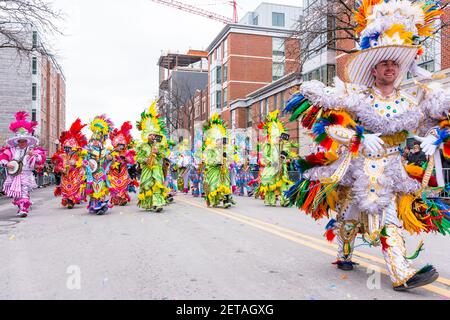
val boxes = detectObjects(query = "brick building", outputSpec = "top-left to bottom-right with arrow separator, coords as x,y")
0,29 -> 65,157
205,3 -> 302,154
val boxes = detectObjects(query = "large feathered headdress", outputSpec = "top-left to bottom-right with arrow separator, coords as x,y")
59,118 -> 88,149
345,0 -> 443,87
136,101 -> 168,141
7,111 -> 39,147
110,121 -> 133,148
89,114 -> 114,142
202,114 -> 228,149
258,110 -> 286,143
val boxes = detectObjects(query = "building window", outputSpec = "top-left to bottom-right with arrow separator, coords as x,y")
231,109 -> 236,130
272,62 -> 285,81
273,38 -> 285,57
32,31 -> 38,49
223,62 -> 228,83
252,15 -> 259,25
31,109 -> 37,122
223,38 -> 228,58
202,101 -> 206,113
264,98 -> 269,115
32,57 -> 37,75
223,87 -> 228,109
274,94 -> 279,109
216,91 -> 222,109
246,107 -> 253,128
280,91 -> 285,108
272,12 -> 285,27
216,66 -> 222,84
32,83 -> 37,101
305,64 -> 336,86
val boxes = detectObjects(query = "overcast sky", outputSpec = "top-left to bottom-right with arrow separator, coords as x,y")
52,0 -> 303,129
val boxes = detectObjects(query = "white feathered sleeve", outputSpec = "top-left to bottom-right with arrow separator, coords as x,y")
420,82 -> 450,120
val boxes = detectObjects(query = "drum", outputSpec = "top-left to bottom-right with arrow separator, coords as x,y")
7,160 -> 23,177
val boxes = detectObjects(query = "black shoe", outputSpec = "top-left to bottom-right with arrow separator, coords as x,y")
155,206 -> 163,213
393,265 -> 439,291
335,261 -> 356,271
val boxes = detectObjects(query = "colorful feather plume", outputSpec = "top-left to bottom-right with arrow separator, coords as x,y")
9,111 -> 38,134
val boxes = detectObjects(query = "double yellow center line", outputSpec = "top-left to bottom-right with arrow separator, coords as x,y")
178,197 -> 450,298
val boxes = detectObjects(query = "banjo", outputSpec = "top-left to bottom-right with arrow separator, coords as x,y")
7,147 -> 29,177
7,160 -> 23,177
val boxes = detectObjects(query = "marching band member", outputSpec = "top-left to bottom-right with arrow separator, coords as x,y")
284,0 -> 449,291
52,119 -> 88,209
135,102 -> 170,212
0,112 -> 46,217
84,115 -> 114,215
109,122 -> 136,206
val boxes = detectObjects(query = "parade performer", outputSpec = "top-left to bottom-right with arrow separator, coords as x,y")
284,0 -> 448,291
52,119 -> 88,209
236,159 -> 255,197
109,121 -> 136,206
0,112 -> 46,217
135,102 -> 170,212
202,114 -> 235,208
84,115 -> 114,215
258,110 -> 294,207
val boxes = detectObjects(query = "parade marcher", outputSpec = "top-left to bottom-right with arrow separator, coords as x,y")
109,121 -> 136,206
236,158 -> 255,197
135,102 -> 170,212
52,118 -> 88,209
84,115 -> 114,215
284,0 -> 449,291
258,110 -> 293,207
202,114 -> 235,208
0,112 -> 46,217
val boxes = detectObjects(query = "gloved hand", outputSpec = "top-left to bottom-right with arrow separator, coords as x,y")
363,133 -> 385,154
414,135 -> 438,156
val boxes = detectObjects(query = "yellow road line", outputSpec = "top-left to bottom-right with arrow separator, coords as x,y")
178,197 -> 450,298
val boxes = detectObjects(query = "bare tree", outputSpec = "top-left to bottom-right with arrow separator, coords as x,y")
0,0 -> 63,56
161,78 -> 202,138
291,0 -> 449,70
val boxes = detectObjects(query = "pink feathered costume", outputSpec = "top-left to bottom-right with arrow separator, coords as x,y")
0,112 -> 46,216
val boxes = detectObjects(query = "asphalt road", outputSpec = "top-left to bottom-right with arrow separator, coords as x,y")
0,187 -> 449,300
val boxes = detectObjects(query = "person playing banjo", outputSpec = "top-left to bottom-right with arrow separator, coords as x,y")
0,112 -> 46,218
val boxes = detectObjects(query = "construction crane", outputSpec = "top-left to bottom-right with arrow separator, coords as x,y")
150,0 -> 238,24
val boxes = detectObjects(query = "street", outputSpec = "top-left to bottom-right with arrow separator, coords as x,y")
0,187 -> 449,300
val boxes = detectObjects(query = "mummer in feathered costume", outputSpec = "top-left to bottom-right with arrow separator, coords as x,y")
258,110 -> 294,207
84,115 -> 114,215
0,112 -> 46,217
135,101 -> 170,212
202,114 -> 235,208
52,119 -> 88,209
284,0 -> 449,291
109,122 -> 137,206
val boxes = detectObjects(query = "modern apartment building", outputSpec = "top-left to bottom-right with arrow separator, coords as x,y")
0,29 -> 65,156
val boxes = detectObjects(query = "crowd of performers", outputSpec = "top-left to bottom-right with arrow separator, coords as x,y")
1,0 -> 450,293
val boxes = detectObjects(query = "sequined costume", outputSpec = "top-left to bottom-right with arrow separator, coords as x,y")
0,112 -> 46,217
52,119 -> 88,209
135,102 -> 170,212
284,0 -> 448,290
109,122 -> 136,206
203,114 -> 235,208
84,115 -> 114,215
258,110 -> 294,207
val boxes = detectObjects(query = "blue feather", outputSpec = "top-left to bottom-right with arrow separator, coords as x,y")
325,219 -> 337,230
434,128 -> 450,146
283,94 -> 305,114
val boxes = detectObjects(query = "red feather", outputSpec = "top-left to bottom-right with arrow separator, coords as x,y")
325,229 -> 336,242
